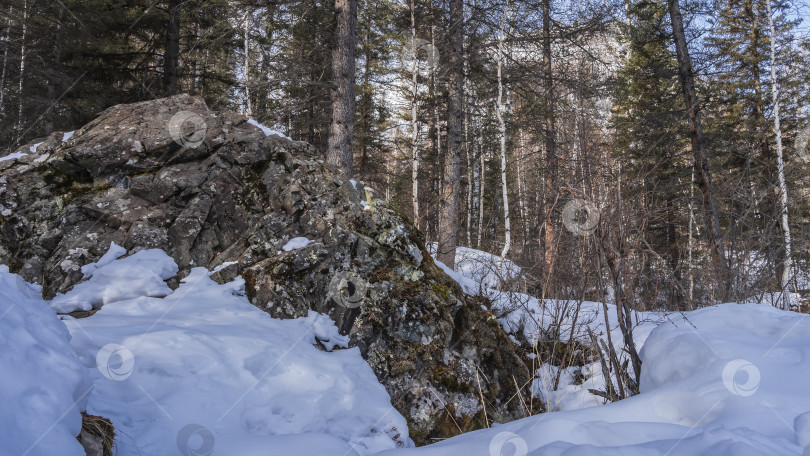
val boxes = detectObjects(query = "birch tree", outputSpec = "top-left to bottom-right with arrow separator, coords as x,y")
495,0 -> 512,275
766,0 -> 793,298
410,0 -> 420,229
15,0 -> 27,142
0,6 -> 11,119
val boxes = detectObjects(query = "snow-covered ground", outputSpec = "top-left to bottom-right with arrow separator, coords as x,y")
3,246 -> 408,456
3,243 -> 809,455
377,301 -> 810,455
0,266 -> 89,456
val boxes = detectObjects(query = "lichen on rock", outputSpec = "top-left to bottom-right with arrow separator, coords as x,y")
0,94 -> 536,444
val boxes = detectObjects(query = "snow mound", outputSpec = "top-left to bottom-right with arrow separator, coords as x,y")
377,303 -> 810,455
50,246 -> 178,313
56,248 -> 408,455
0,266 -> 88,456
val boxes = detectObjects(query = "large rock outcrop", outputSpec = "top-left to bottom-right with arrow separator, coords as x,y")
0,95 -> 533,444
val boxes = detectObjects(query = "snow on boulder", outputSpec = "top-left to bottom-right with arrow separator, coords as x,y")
50,246 -> 178,313
282,236 -> 314,251
0,266 -> 89,456
63,254 -> 409,455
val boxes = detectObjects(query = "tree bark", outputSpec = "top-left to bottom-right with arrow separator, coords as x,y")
496,0 -> 511,277
542,0 -> 556,279
766,0 -> 793,299
477,140 -> 485,249
410,0 -> 420,227
243,14 -> 252,117
326,0 -> 357,177
164,0 -> 181,96
437,0 -> 464,269
0,6 -> 12,119
667,0 -> 731,298
15,0 -> 28,142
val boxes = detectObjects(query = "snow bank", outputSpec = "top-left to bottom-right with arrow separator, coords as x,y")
379,303 -> 810,455
54,248 -> 408,455
0,266 -> 88,456
428,243 -> 521,291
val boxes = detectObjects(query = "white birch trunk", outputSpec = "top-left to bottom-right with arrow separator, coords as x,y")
16,1 -> 28,140
243,15 -> 252,117
0,6 -> 11,118
767,0 -> 793,298
477,140 -> 485,249
496,0 -> 511,277
688,165 -> 695,304
410,0 -> 420,228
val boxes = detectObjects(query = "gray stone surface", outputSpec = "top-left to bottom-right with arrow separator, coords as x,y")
0,94 -> 533,444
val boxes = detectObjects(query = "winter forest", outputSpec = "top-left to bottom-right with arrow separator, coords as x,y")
2,0 -> 810,454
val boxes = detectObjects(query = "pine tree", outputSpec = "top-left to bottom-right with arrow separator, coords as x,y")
613,0 -> 690,305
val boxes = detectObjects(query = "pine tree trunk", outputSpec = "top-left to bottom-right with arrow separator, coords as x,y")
437,0 -> 464,269
767,0 -> 793,298
326,0 -> 357,177
164,0 -> 181,96
668,0 -> 732,298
